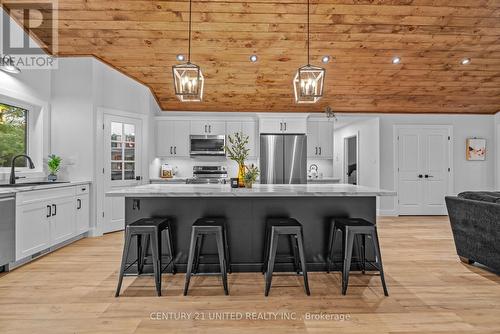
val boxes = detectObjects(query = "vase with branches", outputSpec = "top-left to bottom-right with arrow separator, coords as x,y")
225,131 -> 249,187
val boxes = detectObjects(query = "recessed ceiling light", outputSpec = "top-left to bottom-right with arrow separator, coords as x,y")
322,55 -> 330,64
249,54 -> 258,62
460,58 -> 471,65
392,56 -> 401,64
0,55 -> 21,74
176,54 -> 185,61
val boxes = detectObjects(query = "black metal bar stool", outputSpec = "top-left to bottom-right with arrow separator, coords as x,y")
115,218 -> 175,297
326,218 -> 388,296
184,218 -> 230,296
263,218 -> 310,297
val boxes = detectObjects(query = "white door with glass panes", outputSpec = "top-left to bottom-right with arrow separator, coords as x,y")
103,115 -> 142,233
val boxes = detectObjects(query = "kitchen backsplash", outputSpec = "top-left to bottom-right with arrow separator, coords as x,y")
151,157 -> 333,179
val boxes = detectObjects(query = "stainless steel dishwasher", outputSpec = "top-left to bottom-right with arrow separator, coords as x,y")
0,193 -> 15,270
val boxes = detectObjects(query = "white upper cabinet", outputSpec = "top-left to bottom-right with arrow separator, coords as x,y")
226,120 -> 257,158
259,117 -> 307,134
191,120 -> 225,135
307,121 -> 319,157
307,120 -> 333,159
156,120 -> 190,157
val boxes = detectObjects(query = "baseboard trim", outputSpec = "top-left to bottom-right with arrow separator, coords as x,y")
377,209 -> 398,217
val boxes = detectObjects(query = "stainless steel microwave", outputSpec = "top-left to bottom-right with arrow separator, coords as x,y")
190,135 -> 226,156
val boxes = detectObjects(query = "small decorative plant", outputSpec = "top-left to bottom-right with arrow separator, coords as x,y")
243,164 -> 259,188
225,131 -> 249,187
47,154 -> 62,181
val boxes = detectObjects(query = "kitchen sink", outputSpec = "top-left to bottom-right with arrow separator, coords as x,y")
0,181 -> 69,188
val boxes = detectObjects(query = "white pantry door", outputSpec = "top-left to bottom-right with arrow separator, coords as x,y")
103,114 -> 143,233
397,126 -> 451,215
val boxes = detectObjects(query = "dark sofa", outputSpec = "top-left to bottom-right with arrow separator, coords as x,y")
445,192 -> 500,274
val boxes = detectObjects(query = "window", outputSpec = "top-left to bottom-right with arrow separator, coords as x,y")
0,102 -> 28,167
110,121 -> 136,181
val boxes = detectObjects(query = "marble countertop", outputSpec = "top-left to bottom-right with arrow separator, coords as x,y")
106,183 -> 396,198
0,180 -> 91,195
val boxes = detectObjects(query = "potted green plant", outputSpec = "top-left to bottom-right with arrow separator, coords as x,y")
243,164 -> 259,188
47,154 -> 62,182
225,131 -> 249,187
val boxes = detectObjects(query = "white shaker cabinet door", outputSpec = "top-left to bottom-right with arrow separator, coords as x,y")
307,121 -> 319,158
156,121 -> 174,157
318,121 -> 333,158
172,120 -> 190,157
50,196 -> 77,246
16,202 -> 51,260
76,194 -> 90,234
241,121 -> 257,158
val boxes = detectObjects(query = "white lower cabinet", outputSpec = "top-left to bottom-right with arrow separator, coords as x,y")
76,186 -> 90,234
15,184 -> 90,261
50,196 -> 78,246
16,201 -> 51,260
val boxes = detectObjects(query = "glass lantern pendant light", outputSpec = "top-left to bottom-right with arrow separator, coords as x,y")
172,0 -> 204,102
293,0 -> 325,103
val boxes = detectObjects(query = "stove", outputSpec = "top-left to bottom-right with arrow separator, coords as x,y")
186,166 -> 228,184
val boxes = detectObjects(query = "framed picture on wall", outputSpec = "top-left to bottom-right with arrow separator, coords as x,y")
466,138 -> 486,161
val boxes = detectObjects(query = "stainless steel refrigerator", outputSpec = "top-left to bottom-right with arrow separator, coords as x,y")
260,134 -> 307,184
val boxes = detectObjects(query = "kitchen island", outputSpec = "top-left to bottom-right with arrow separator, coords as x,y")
107,184 -> 396,272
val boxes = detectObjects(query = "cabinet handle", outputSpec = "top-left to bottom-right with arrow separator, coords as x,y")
205,125 -> 207,133
319,147 -> 322,155
284,122 -> 287,131
174,146 -> 177,154
52,204 -> 57,216
418,174 -> 423,178
280,122 -> 283,131
170,146 -> 173,155
209,125 -> 211,133
46,205 -> 51,218
315,147 -> 318,155
77,199 -> 82,210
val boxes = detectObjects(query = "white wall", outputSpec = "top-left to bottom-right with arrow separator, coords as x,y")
51,58 -> 94,181
334,118 -> 380,190
378,114 -> 495,214
1,6 -> 161,236
0,9 -> 52,182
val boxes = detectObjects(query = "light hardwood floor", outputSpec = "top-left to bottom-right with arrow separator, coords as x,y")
1,216 -> 499,333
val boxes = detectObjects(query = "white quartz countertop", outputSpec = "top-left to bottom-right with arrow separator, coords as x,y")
0,180 -> 91,195
106,183 -> 396,197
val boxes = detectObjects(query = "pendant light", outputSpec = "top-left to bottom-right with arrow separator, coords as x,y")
172,0 -> 204,102
293,0 -> 325,103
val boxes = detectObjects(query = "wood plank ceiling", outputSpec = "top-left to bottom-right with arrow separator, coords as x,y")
3,0 -> 500,114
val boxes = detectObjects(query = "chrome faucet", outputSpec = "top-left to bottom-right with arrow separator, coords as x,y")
10,155 -> 35,184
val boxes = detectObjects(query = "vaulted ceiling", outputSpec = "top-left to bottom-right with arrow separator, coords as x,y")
3,0 -> 500,114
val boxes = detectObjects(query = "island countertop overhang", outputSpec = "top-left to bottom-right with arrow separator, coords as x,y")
106,183 -> 396,198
